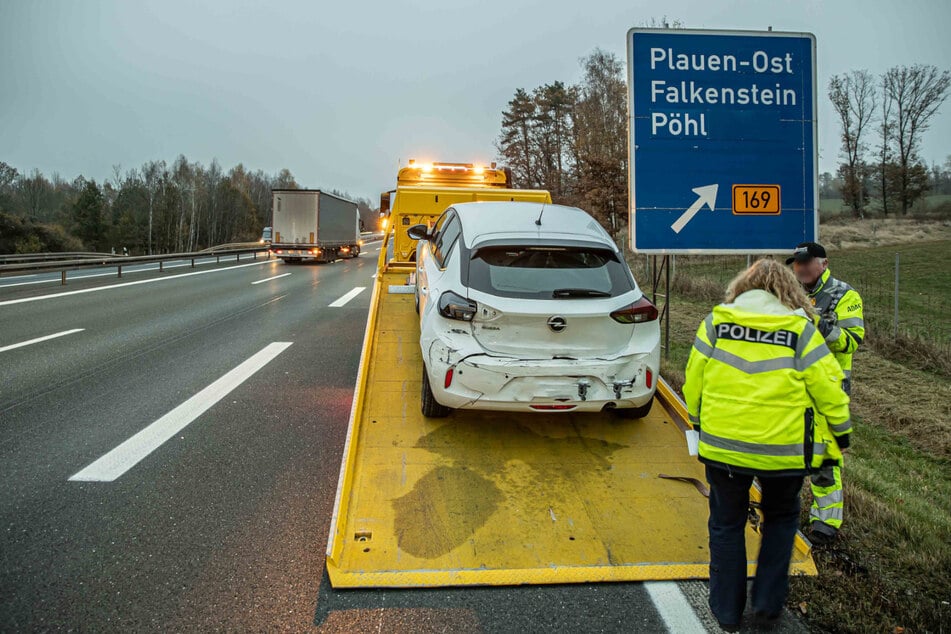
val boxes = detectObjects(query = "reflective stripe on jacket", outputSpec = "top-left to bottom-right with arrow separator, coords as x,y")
810,268 -> 864,388
683,289 -> 852,476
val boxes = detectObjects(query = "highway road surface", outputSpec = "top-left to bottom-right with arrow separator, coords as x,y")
0,247 -> 805,632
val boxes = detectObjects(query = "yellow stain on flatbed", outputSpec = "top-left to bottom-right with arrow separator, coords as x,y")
326,264 -> 817,588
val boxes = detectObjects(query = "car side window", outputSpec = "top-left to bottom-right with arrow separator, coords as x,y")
441,224 -> 463,266
431,211 -> 449,238
433,214 -> 461,268
425,210 -> 450,260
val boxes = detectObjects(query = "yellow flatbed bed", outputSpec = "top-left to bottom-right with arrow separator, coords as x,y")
325,248 -> 817,588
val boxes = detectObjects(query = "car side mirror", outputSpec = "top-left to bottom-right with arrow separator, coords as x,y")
407,224 -> 431,241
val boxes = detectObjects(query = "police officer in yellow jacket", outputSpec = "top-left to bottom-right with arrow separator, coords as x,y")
684,259 -> 851,631
787,242 -> 865,544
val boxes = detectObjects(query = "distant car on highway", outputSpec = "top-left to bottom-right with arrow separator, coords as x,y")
409,201 -> 660,418
260,226 -> 272,244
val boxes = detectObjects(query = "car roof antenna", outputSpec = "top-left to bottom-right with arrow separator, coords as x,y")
535,204 -> 545,226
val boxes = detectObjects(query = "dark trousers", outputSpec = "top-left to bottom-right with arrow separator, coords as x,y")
706,465 -> 804,625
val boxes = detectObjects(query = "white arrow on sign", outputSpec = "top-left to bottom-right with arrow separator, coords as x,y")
671,184 -> 719,234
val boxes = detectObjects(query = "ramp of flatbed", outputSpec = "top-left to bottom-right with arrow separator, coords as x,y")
326,265 -> 817,588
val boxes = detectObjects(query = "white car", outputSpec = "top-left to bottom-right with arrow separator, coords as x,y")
408,201 -> 660,418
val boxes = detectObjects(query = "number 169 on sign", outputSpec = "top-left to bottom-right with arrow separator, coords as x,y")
732,185 -> 781,215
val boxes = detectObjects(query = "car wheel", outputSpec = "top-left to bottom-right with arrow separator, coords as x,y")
613,395 -> 654,419
421,365 -> 451,418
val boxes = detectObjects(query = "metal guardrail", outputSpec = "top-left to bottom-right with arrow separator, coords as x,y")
199,242 -> 263,253
0,246 -> 271,285
0,252 -> 120,265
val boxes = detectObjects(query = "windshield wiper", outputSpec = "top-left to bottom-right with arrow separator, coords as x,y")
552,288 -> 612,298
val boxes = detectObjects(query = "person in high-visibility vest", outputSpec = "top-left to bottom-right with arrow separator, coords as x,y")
787,242 -> 865,544
684,258 -> 851,632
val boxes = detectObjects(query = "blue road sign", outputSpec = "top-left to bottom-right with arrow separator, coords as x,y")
627,29 -> 817,253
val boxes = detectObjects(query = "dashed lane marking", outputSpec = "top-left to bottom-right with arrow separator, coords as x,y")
329,287 -> 366,307
252,273 -> 291,285
0,328 -> 85,353
69,342 -> 293,482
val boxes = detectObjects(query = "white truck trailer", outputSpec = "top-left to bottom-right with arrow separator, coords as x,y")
270,189 -> 360,263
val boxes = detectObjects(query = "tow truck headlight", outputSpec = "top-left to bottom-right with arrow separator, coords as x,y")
438,291 -> 477,322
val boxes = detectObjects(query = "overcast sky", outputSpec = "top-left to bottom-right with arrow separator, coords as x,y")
1,0 -> 949,201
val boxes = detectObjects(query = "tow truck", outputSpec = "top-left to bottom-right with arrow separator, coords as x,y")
325,161 -> 818,587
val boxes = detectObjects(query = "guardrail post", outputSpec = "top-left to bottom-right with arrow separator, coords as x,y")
159,261 -> 164,272
191,258 -> 195,268
236,253 -> 240,262
216,255 -> 220,263
118,265 -> 122,279
61,271 -> 66,285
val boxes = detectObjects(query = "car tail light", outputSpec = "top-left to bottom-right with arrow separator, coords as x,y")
645,368 -> 653,389
444,368 -> 454,388
530,404 -> 577,411
438,291 -> 477,322
610,296 -> 658,324
275,249 -> 283,254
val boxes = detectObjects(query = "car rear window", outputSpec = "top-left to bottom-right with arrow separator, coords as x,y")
467,246 -> 635,299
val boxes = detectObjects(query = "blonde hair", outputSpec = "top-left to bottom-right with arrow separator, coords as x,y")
725,258 -> 816,316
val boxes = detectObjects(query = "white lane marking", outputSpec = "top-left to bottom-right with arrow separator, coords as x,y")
370,273 -> 377,279
329,286 -> 365,307
0,328 -> 85,353
645,582 -> 706,633
0,260 -> 272,307
69,342 -> 293,482
252,273 -> 291,285
0,278 -> 59,289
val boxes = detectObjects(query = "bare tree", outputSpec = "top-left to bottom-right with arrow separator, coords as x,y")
829,71 -> 877,217
186,162 -> 204,252
204,160 -> 223,246
876,77 -> 896,215
141,160 -> 165,254
21,169 -> 50,220
637,15 -> 686,29
108,164 -> 120,188
881,65 -> 951,214
171,155 -> 193,252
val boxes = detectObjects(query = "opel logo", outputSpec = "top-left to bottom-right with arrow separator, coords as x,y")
547,316 -> 567,333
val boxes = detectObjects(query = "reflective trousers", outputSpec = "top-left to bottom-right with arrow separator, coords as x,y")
706,465 -> 804,626
810,462 -> 844,533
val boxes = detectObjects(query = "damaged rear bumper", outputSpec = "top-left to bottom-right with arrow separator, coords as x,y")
428,347 -> 659,413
